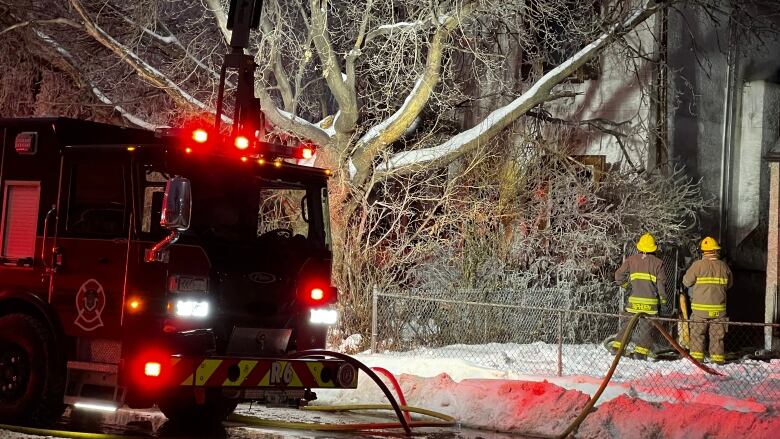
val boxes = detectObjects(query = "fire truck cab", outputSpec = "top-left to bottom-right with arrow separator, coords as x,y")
0,118 -> 354,425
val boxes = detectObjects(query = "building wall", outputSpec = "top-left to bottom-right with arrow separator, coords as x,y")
668,2 -> 780,321
548,10 -> 659,170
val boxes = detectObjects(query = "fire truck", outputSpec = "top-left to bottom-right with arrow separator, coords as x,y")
0,0 -> 355,426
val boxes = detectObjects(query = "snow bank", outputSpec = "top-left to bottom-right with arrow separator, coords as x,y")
358,343 -> 780,410
317,372 -> 780,437
578,395 -> 780,439
316,345 -> 780,437
317,373 -> 589,435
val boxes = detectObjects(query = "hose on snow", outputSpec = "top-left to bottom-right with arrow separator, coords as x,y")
0,318 -> 721,438
527,311 -> 722,439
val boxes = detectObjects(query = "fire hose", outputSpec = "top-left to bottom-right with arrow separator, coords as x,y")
525,312 -> 722,439
0,350 -> 452,438
0,315 -> 720,438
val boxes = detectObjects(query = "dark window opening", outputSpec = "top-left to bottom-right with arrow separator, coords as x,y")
520,1 -> 602,82
66,162 -> 127,236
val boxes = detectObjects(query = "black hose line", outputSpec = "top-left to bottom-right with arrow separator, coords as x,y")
288,349 -> 413,435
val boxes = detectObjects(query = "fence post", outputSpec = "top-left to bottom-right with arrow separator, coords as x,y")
371,285 -> 378,354
557,310 -> 563,377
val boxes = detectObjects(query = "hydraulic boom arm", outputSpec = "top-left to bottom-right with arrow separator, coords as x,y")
215,0 -> 265,137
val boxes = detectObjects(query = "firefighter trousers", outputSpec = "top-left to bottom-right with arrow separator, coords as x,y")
612,312 -> 653,355
689,315 -> 728,363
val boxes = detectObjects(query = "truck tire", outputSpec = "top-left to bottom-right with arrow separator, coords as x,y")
0,313 -> 65,425
158,390 -> 239,424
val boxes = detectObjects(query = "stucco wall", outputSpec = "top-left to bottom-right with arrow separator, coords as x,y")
548,11 -> 658,170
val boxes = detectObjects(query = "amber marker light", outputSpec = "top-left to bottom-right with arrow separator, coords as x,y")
274,160 -> 282,168
128,298 -> 142,312
127,146 -> 137,152
185,147 -> 193,154
241,156 -> 249,163
257,158 -> 265,165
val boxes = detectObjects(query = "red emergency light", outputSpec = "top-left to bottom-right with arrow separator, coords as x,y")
234,135 -> 250,150
144,362 -> 162,377
310,288 -> 324,301
299,282 -> 336,306
128,348 -> 170,392
301,147 -> 314,160
192,128 -> 209,143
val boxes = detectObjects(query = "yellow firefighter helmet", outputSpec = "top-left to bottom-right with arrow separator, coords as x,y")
701,236 -> 721,251
636,233 -> 657,253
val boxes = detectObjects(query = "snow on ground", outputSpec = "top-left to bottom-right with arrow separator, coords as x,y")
314,341 -> 780,437
2,342 -> 779,438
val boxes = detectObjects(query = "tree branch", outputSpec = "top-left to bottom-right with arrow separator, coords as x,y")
256,85 -> 332,146
0,17 -> 80,37
310,0 -> 357,134
350,2 -> 479,185
32,29 -> 159,130
525,109 -> 640,172
69,0 -> 212,113
377,0 -> 663,175
205,0 -> 232,44
260,12 -> 295,111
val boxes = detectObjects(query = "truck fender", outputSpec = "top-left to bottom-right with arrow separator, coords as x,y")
0,289 -> 66,347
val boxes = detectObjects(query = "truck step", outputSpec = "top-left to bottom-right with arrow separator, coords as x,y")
67,361 -> 118,374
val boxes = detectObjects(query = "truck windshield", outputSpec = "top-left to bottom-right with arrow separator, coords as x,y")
141,165 -> 315,246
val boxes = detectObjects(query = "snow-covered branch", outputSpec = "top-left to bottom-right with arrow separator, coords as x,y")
0,17 -> 80,37
69,0 -> 212,113
377,0 -> 663,173
256,86 -> 332,146
350,2 -> 478,184
33,29 -> 160,130
112,11 -> 227,86
205,0 -> 232,44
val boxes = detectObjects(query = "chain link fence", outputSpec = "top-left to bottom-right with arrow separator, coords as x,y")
370,291 -> 780,404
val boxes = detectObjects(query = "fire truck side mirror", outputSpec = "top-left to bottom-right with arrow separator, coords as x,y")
161,177 -> 192,232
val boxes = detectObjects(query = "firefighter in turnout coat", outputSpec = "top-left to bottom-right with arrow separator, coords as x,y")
611,233 -> 666,360
682,236 -> 732,364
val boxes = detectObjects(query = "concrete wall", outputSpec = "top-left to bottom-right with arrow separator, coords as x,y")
731,81 -> 780,270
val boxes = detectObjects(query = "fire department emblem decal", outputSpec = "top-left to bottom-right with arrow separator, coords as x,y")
74,279 -> 106,331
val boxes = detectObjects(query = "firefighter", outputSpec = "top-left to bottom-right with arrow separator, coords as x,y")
610,233 -> 666,360
682,236 -> 732,364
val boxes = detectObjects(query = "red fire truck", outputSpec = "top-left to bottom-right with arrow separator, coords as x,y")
0,0 -> 355,427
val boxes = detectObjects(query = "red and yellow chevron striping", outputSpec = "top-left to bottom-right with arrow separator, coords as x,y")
169,357 -> 357,389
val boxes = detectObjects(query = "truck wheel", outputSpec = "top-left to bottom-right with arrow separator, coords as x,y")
159,391 -> 239,424
0,313 -> 65,425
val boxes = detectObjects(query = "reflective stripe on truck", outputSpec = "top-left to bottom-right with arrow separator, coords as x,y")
169,357 -> 358,389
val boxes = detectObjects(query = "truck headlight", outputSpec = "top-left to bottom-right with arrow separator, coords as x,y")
174,300 -> 210,318
309,308 -> 338,325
